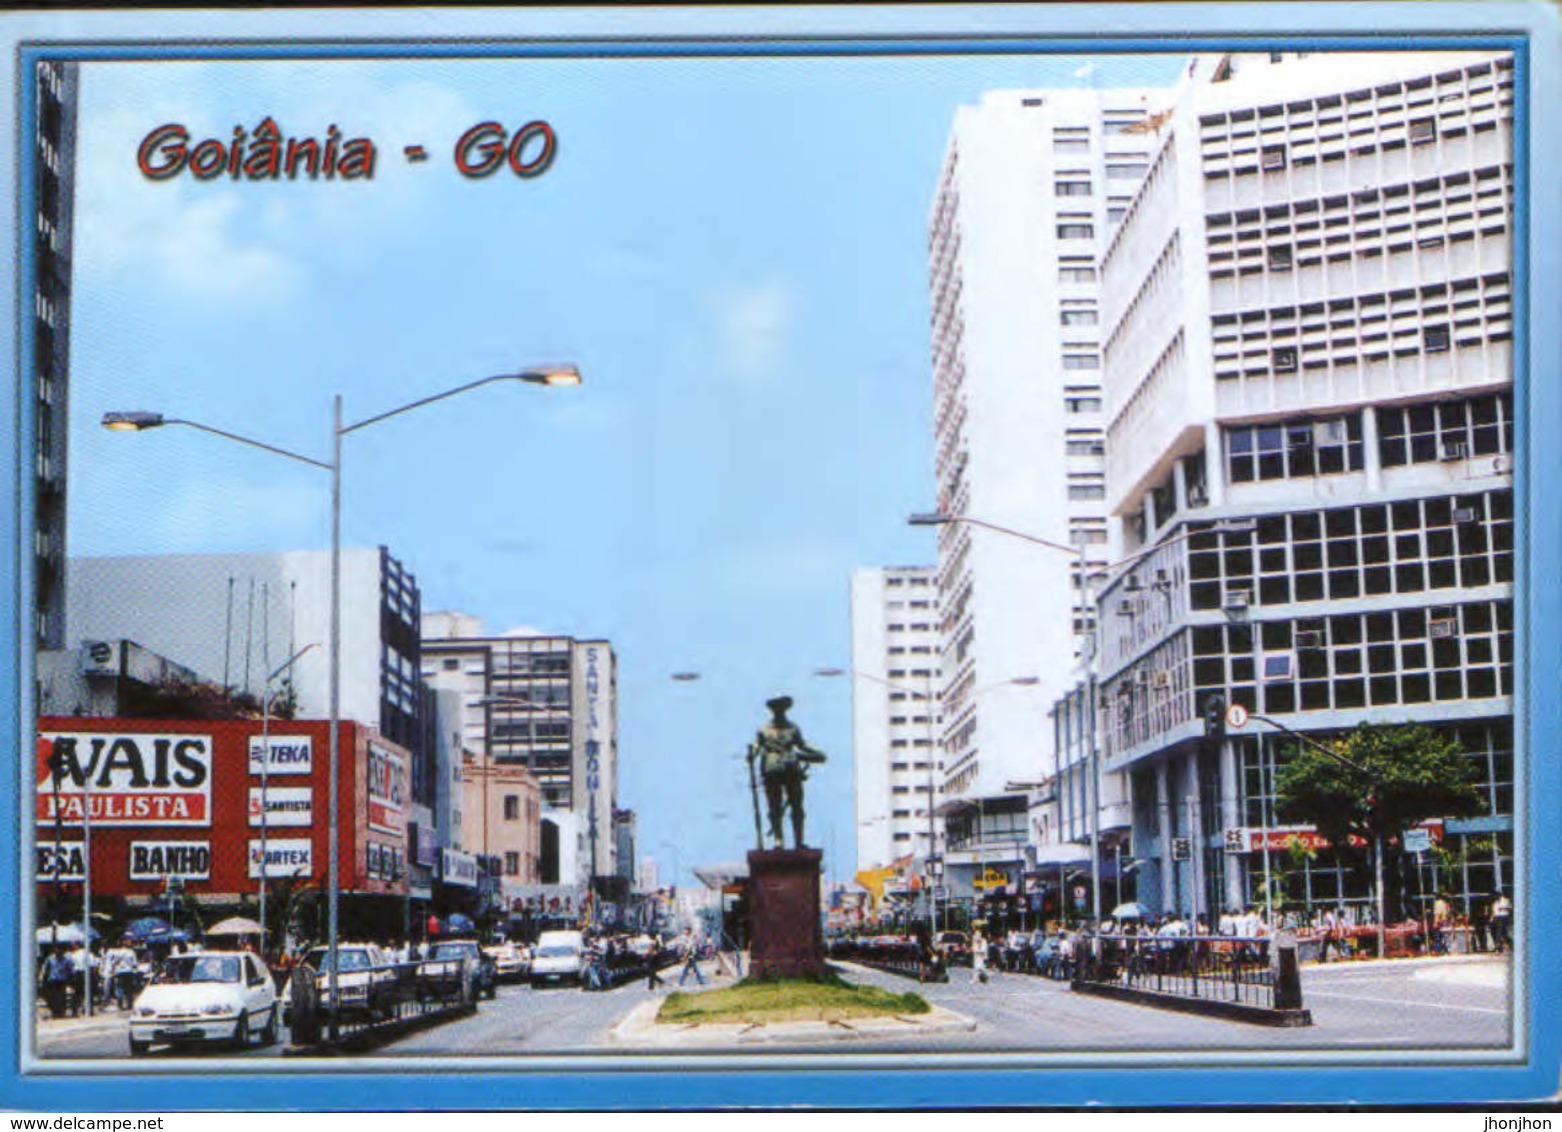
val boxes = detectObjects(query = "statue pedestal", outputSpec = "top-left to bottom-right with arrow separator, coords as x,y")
746,848 -> 827,980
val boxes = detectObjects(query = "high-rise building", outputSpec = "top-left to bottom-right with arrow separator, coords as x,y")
848,566 -> 941,875
64,547 -> 433,806
33,59 -> 78,652
420,614 -> 619,892
926,85 -> 1164,903
1092,50 -> 1515,920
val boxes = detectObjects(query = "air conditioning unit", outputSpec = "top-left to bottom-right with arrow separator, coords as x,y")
1440,440 -> 1468,461
1186,486 -> 1209,507
1314,419 -> 1348,445
1260,651 -> 1296,681
1223,589 -> 1252,611
1490,455 -> 1511,475
1429,617 -> 1457,639
1117,599 -> 1136,616
1135,670 -> 1150,686
1152,671 -> 1172,689
1453,506 -> 1479,524
1295,630 -> 1325,649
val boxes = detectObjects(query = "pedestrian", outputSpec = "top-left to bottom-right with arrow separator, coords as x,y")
40,945 -> 74,1019
646,948 -> 667,990
103,939 -> 139,1010
971,928 -> 988,984
1490,893 -> 1512,954
677,929 -> 706,987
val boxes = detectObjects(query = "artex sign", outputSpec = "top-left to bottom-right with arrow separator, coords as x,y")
35,733 -> 212,826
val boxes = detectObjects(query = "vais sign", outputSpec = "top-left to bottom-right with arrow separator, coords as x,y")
36,733 -> 212,826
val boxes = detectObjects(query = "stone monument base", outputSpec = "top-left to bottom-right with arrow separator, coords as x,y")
746,847 -> 828,980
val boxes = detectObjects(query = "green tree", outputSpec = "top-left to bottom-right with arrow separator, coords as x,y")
1275,722 -> 1483,848
1275,722 -> 1483,952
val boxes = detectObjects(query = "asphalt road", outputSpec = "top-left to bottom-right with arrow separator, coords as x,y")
33,955 -> 1511,1060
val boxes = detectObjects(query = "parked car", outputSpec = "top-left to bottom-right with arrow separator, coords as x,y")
298,943 -> 399,1021
421,939 -> 497,1000
483,940 -> 529,983
936,930 -> 972,967
530,929 -> 586,987
129,951 -> 279,1056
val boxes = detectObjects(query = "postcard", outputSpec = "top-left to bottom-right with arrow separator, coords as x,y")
4,3 -> 1559,1112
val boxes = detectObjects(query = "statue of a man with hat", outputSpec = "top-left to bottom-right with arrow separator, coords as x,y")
748,695 -> 827,850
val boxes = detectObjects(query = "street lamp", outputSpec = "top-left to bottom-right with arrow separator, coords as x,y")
104,362 -> 580,1041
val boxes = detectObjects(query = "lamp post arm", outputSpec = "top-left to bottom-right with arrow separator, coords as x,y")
161,419 -> 333,471
341,374 -> 532,436
932,514 -> 1080,557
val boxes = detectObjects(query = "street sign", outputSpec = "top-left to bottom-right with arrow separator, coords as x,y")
932,886 -> 948,900
1403,828 -> 1432,854
1223,827 -> 1246,853
1225,702 -> 1249,730
1172,837 -> 1191,862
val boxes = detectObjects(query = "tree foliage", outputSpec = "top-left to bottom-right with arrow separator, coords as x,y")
1274,722 -> 1483,850
121,675 -> 296,721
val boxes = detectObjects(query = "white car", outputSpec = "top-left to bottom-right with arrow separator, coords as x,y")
484,940 -> 528,983
129,951 -> 279,1056
530,930 -> 585,987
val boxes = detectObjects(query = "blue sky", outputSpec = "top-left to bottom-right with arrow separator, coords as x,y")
68,49 -> 1188,885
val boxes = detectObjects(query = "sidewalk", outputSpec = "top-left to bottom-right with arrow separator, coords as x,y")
33,1004 -> 129,1039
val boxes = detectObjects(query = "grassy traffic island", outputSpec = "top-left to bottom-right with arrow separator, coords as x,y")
657,972 -> 930,1027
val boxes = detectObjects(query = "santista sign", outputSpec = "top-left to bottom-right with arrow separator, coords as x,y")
36,732 -> 212,827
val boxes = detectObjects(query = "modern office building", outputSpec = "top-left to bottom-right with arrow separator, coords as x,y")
420,614 -> 619,895
926,85 -> 1165,908
33,59 -> 79,652
1092,50 -> 1515,921
848,566 -> 941,878
64,547 -> 433,809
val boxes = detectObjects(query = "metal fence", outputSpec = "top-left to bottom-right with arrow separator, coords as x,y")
287,959 -> 474,1049
1073,935 -> 1281,1011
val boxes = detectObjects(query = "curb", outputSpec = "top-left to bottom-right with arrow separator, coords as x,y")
35,1012 -> 129,1040
606,998 -> 977,1049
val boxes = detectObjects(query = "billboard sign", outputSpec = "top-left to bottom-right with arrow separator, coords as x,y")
129,841 -> 212,881
36,732 -> 212,826
367,741 -> 406,836
247,786 -> 313,827
247,735 -> 313,776
35,841 -> 85,882
247,838 -> 313,880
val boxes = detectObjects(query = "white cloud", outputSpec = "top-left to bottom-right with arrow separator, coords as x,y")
72,64 -> 481,306
712,280 -> 792,387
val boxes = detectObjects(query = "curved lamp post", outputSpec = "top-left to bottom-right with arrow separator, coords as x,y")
103,362 -> 580,1042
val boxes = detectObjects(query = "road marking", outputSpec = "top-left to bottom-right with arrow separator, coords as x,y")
1304,989 -> 1508,1016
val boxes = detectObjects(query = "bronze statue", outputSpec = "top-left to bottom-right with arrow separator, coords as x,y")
748,695 -> 827,850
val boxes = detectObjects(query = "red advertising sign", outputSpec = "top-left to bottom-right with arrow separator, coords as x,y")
1246,822 -> 1444,852
366,741 -> 405,836
35,732 -> 212,826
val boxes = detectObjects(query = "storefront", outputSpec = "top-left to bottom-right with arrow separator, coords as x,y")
34,717 -> 410,946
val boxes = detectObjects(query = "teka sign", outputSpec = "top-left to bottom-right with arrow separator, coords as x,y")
35,732 -> 212,826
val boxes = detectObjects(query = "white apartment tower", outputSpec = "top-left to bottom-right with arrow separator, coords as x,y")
1094,51 -> 1515,920
927,87 -> 1165,896
849,566 -> 941,874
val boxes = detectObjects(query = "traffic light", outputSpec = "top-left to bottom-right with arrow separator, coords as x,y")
1203,693 -> 1226,741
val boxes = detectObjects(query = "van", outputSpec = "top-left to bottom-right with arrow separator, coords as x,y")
530,930 -> 585,987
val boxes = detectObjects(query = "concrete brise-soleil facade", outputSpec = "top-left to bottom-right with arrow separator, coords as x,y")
1077,50 -> 1515,920
849,567 -> 941,877
420,612 -> 618,900
926,84 -> 1166,905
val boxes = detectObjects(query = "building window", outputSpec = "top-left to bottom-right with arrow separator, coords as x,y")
1055,178 -> 1093,196
1057,222 -> 1094,240
1262,145 -> 1288,171
1378,394 -> 1514,467
1063,353 -> 1100,370
1227,416 -> 1364,482
1272,347 -> 1298,373
1268,245 -> 1293,271
1106,162 -> 1149,180
505,851 -> 520,876
1059,259 -> 1097,283
1425,324 -> 1451,352
504,795 -> 519,820
1066,396 -> 1104,413
442,658 -> 459,670
1410,117 -> 1438,144
1060,308 -> 1098,326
